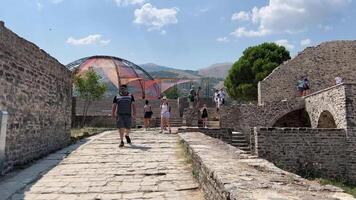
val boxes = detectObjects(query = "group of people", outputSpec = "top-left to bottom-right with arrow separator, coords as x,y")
213,89 -> 226,111
111,85 -> 174,147
143,97 -> 173,134
297,76 -> 310,96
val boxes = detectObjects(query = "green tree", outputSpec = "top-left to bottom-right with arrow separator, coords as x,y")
164,86 -> 180,99
225,42 -> 290,101
74,68 -> 107,127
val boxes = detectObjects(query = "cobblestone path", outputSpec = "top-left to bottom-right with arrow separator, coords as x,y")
10,130 -> 204,200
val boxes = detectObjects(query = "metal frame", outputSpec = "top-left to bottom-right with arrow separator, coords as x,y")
0,111 -> 8,171
66,55 -> 160,98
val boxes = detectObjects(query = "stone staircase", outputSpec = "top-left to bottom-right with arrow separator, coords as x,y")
231,131 -> 250,153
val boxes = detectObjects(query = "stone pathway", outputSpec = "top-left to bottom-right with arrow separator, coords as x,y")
3,130 -> 204,200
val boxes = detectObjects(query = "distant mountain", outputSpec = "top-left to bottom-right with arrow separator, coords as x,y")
139,63 -> 172,72
140,63 -> 200,79
140,62 -> 232,80
198,62 -> 233,79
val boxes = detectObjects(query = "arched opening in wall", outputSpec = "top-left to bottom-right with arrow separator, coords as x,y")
273,109 -> 311,127
317,111 -> 337,128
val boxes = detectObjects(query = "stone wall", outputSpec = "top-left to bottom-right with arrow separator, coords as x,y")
179,131 -> 354,199
220,99 -> 305,141
305,84 -> 347,128
258,41 -> 356,104
252,127 -> 354,182
0,22 -> 72,174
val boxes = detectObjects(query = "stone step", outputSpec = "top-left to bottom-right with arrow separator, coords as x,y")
231,138 -> 247,142
231,143 -> 249,147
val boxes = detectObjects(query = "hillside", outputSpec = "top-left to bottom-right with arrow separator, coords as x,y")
198,62 -> 233,79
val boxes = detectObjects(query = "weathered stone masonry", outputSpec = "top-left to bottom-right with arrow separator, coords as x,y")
252,128 -> 349,181
0,22 -> 72,174
258,41 -> 356,104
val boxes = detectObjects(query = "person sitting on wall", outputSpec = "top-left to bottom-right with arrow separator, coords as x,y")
335,76 -> 343,85
297,77 -> 304,96
303,76 -> 310,96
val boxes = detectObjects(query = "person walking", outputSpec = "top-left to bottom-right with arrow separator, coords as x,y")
219,89 -> 226,105
201,104 -> 208,129
111,84 -> 136,147
160,96 -> 171,134
143,100 -> 153,131
213,90 -> 219,111
188,86 -> 196,109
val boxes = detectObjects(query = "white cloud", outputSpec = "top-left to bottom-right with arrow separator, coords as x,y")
231,11 -> 250,21
113,0 -> 145,7
230,27 -> 270,37
231,0 -> 351,37
66,34 -> 111,46
134,3 -> 179,32
300,38 -> 312,46
275,39 -> 294,50
216,37 -> 229,43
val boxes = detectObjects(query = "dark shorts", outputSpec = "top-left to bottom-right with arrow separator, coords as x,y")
144,111 -> 153,119
116,115 -> 132,129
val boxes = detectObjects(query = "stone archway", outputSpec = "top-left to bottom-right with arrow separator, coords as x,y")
272,109 -> 311,127
317,110 -> 337,128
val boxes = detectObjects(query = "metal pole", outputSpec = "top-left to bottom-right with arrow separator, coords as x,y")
0,111 -> 9,172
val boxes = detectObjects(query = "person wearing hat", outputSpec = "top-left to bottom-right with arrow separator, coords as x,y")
111,84 -> 136,147
160,96 -> 171,134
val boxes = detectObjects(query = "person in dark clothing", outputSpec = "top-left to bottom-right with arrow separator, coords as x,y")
111,85 -> 136,147
303,76 -> 310,96
143,100 -> 153,131
201,104 -> 208,128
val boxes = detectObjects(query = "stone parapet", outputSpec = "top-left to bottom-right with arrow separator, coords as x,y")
179,131 -> 354,200
252,127 -> 356,183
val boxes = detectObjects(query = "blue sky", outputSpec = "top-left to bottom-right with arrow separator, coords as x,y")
1,0 -> 355,70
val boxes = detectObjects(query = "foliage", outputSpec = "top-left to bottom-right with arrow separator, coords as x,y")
224,42 -> 290,101
74,68 -> 107,127
316,178 -> 356,197
164,86 -> 180,99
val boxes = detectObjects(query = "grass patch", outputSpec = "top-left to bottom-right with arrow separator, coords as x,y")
315,178 -> 356,197
177,139 -> 199,178
71,127 -> 115,141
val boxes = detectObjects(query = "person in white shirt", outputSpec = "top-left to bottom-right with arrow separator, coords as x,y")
160,96 -> 171,134
335,76 -> 343,85
219,89 -> 226,105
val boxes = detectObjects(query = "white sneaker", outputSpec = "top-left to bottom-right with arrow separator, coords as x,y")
204,126 -> 208,129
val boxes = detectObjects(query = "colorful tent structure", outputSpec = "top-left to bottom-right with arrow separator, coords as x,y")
67,56 -> 160,99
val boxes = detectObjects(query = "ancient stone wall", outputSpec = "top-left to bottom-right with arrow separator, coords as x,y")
220,99 -> 305,140
0,22 -> 72,174
252,127 -> 351,182
305,84 -> 347,128
258,41 -> 356,104
179,131 -> 354,199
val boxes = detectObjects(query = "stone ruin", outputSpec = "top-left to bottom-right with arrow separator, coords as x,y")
0,22 -> 72,174
218,40 -> 356,184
